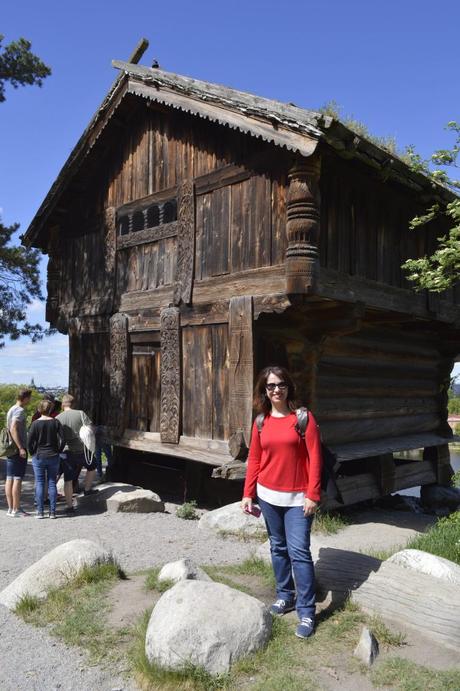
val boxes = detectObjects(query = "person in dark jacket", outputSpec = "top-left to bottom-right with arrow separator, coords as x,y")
28,399 -> 65,519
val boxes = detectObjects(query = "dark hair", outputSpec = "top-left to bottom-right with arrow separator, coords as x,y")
38,400 -> 54,416
17,388 -> 32,402
253,366 -> 297,415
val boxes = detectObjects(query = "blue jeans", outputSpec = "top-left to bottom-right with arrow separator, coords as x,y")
95,443 -> 112,477
32,455 -> 60,513
258,497 -> 316,619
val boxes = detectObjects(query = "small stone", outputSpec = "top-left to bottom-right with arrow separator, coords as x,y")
158,558 -> 212,584
353,626 -> 379,666
106,488 -> 165,513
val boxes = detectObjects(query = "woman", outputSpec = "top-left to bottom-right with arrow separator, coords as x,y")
28,399 -> 65,519
241,366 -> 323,639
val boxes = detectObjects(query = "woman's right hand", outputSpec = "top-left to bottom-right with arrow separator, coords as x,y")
241,497 -> 253,513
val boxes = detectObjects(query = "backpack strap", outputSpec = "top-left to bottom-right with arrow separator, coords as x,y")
256,409 -> 309,438
255,413 -> 265,433
295,407 -> 309,439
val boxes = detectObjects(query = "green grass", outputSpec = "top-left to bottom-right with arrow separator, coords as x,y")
14,561 -> 129,664
145,568 -> 175,593
312,509 -> 351,535
371,657 -> 460,690
451,468 -> 460,488
176,501 -> 199,520
406,511 -> 460,565
217,528 -> 267,542
359,545 -> 404,561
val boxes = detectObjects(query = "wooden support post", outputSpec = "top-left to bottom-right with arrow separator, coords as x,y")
109,313 -> 129,436
228,296 -> 254,449
374,453 -> 396,496
285,157 -> 321,295
174,180 -> 195,306
423,444 -> 453,485
104,206 -> 116,311
160,307 -> 181,443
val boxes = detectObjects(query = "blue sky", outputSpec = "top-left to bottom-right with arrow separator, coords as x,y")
1,0 -> 459,386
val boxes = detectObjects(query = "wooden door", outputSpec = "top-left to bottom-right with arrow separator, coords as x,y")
129,341 -> 161,431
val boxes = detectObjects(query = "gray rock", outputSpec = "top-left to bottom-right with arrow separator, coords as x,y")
158,558 -> 212,584
387,549 -> 460,586
353,626 -> 379,665
198,501 -> 267,537
145,580 -> 271,674
255,539 -> 271,563
0,539 -> 113,610
77,482 -> 143,509
421,484 -> 460,510
106,488 -> 164,513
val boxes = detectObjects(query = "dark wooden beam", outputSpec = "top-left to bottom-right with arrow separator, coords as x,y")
160,307 -> 181,443
228,296 -> 254,448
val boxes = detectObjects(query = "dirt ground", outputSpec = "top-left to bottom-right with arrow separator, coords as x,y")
1,459 -> 459,690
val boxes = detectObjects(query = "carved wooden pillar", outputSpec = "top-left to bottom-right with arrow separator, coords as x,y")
174,181 -> 195,306
285,157 -> 321,295
46,225 -> 61,325
104,206 -> 116,310
109,313 -> 129,436
160,307 -> 181,443
228,296 -> 254,449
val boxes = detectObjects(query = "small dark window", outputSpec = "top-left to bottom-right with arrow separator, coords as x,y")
147,204 -> 160,228
118,215 -> 130,236
162,199 -> 177,224
132,210 -> 145,232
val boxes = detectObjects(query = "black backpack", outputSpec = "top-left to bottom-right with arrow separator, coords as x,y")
255,408 -> 343,504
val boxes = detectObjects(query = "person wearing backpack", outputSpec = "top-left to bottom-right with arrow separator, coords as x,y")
28,399 -> 65,519
4,388 -> 32,517
241,366 -> 323,639
57,394 -> 97,513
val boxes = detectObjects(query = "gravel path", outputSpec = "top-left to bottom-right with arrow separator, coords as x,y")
0,462 -> 255,690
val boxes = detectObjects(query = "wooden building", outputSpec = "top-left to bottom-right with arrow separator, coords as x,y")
24,56 -> 460,505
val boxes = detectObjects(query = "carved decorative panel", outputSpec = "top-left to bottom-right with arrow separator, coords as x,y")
160,307 -> 181,443
174,180 -> 195,306
109,313 -> 129,435
228,296 -> 253,447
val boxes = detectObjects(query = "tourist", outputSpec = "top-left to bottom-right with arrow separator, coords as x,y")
28,399 -> 65,519
5,388 -> 32,517
241,366 -> 323,639
57,394 -> 97,513
95,425 -> 112,480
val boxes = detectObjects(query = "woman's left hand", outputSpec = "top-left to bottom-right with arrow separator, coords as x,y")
304,497 -> 318,516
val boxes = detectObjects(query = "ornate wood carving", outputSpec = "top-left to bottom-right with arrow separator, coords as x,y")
228,296 -> 254,448
109,313 -> 129,435
117,221 -> 178,249
174,180 -> 195,306
285,157 -> 321,295
45,225 -> 61,326
160,307 -> 181,443
68,318 -> 81,400
104,207 -> 116,311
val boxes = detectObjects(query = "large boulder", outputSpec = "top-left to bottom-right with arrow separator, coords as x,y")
421,484 -> 460,510
352,560 -> 460,651
198,501 -> 266,537
106,488 -> 164,513
387,549 -> 460,586
158,558 -> 212,584
0,539 -> 112,610
145,580 -> 271,674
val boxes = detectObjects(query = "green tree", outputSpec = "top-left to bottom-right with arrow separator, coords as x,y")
1,34 -> 51,346
0,34 -> 51,102
402,122 -> 460,292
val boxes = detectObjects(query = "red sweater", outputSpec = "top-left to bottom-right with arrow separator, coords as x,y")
243,412 -> 323,502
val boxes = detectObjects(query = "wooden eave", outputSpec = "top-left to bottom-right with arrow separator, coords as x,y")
23,59 -> 457,250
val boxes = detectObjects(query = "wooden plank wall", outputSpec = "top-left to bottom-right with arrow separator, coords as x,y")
315,325 -> 442,446
129,344 -> 161,431
320,155 -> 460,306
69,332 -> 111,425
182,324 -> 229,440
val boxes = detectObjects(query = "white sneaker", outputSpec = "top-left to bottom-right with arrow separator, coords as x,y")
10,510 -> 24,518
6,508 -> 12,516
